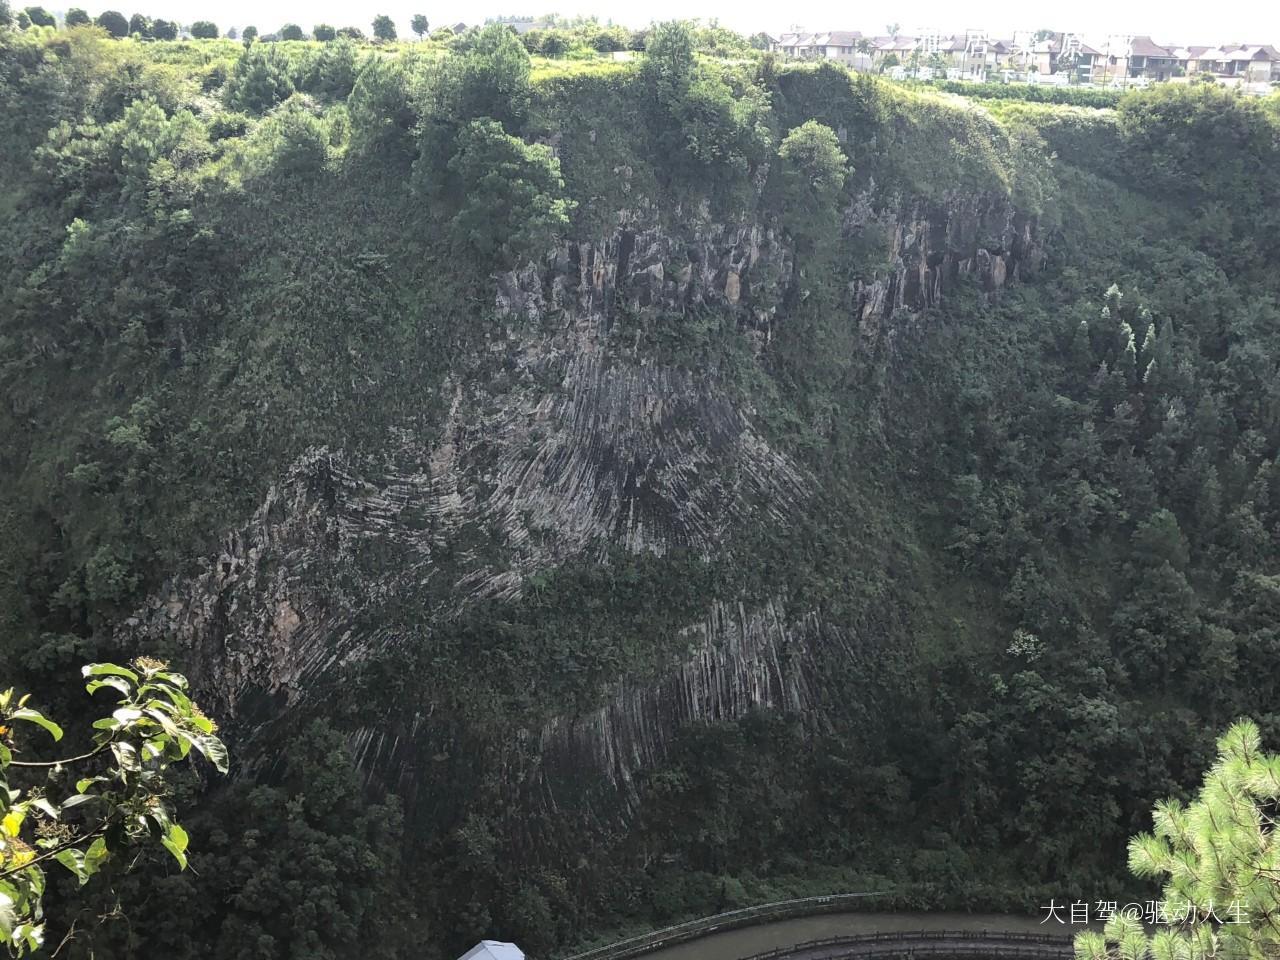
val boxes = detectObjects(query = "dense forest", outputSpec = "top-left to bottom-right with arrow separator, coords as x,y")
2,12 -> 1280,959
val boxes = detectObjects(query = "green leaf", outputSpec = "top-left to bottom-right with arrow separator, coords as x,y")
81,663 -> 139,684
29,797 -> 57,819
195,734 -> 229,774
85,677 -> 133,699
111,741 -> 141,772
2,808 -> 24,837
9,708 -> 63,742
151,670 -> 189,690
161,823 -> 189,870
0,890 -> 14,940
83,836 -> 109,876
13,921 -> 42,952
0,742 -> 10,767
143,707 -> 180,739
53,848 -> 86,882
112,707 -> 144,726
75,777 -> 100,794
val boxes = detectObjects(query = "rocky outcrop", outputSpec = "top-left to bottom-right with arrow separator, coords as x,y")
118,187 -> 1038,799
848,191 -> 1042,338
537,599 -> 853,803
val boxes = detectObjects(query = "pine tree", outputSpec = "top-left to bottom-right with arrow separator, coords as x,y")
1070,318 -> 1093,372
1119,322 -> 1138,385
1076,720 -> 1280,960
1141,322 -> 1156,360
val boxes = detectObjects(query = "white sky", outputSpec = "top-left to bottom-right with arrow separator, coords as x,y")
78,0 -> 1280,44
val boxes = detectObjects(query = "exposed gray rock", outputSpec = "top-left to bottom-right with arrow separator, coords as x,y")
117,187 -> 1039,802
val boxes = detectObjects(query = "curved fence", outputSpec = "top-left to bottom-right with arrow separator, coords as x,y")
560,893 -> 891,960
740,930 -> 1076,960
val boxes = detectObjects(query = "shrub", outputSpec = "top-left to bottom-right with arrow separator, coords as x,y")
347,54 -> 414,157
302,35 -> 359,99
224,43 -> 295,113
243,94 -> 329,175
926,78 -> 1122,109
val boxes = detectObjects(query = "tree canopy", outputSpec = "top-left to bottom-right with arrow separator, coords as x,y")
1076,721 -> 1280,960
0,660 -> 227,954
371,14 -> 396,41
93,10 -> 127,36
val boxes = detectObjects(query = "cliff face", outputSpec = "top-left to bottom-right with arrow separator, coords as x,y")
118,183 -> 1037,802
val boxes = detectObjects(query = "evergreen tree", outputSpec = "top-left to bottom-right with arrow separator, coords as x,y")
64,7 -> 89,26
776,120 -> 848,251
411,13 -> 428,38
1077,721 -> 1280,960
224,44 -> 295,113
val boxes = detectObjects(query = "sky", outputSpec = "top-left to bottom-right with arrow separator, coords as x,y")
77,0 -> 1280,44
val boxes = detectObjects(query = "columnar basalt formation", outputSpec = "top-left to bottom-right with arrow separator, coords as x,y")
118,187 -> 1037,802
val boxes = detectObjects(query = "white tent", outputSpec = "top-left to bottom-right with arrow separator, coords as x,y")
456,942 -> 525,960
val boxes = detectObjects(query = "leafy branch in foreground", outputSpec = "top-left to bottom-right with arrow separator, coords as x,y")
1075,720 -> 1280,960
0,658 -> 228,955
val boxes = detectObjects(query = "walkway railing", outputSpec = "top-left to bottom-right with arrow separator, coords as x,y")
740,930 -> 1076,960
559,892 -> 890,960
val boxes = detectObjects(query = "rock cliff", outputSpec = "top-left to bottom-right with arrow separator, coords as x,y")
118,184 -> 1037,803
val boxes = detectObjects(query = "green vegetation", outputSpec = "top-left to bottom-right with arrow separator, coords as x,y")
3,12 -> 1280,959
1076,721 -> 1280,960
0,660 -> 226,954
925,78 -> 1124,108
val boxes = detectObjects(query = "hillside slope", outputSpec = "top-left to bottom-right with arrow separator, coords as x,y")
3,23 -> 1280,959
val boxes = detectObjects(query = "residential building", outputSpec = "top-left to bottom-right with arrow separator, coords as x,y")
1172,45 -> 1214,74
767,25 -> 1280,88
1026,32 -> 1105,81
1192,44 -> 1280,81
488,16 -> 550,34
773,30 -> 873,68
1118,36 -> 1180,80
